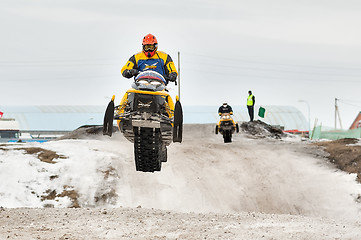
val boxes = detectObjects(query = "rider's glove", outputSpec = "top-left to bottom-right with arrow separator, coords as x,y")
168,72 -> 177,82
129,69 -> 138,77
123,69 -> 138,78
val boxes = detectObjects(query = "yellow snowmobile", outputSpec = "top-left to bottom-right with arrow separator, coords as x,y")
103,70 -> 183,172
215,113 -> 239,143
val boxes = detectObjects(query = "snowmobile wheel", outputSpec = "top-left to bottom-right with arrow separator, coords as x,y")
173,100 -> 183,143
134,127 -> 162,172
103,99 -> 115,136
215,125 -> 218,134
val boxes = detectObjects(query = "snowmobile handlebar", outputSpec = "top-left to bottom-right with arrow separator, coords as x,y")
133,71 -> 177,86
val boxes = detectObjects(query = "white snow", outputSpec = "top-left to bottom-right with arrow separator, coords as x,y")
347,138 -> 361,146
1,124 -> 361,239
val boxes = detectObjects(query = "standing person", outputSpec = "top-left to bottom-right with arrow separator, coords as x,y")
218,102 -> 233,115
121,33 -> 178,84
247,90 -> 255,121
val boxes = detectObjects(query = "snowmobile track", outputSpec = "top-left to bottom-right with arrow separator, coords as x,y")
134,127 -> 162,172
223,130 -> 232,143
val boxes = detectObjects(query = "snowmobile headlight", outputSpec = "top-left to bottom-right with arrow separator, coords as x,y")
150,80 -> 162,86
137,80 -> 149,85
222,115 -> 230,119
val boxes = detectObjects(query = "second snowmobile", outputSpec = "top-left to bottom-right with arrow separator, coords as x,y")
215,113 -> 239,143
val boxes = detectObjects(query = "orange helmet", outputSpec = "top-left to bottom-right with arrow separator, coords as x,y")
142,34 -> 158,57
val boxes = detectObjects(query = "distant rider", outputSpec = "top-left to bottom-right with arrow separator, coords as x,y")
121,34 -> 178,84
218,102 -> 233,116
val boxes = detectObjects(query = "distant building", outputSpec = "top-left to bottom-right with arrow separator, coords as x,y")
183,105 -> 308,131
0,105 -> 308,133
349,111 -> 361,130
0,118 -> 20,141
0,106 -> 105,131
0,106 -> 105,141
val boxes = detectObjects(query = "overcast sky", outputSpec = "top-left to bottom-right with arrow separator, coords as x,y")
1,0 -> 361,128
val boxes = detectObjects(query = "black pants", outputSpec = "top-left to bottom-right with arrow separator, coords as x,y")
247,106 -> 254,121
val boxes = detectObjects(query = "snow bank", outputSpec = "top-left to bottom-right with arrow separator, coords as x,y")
1,125 -> 361,223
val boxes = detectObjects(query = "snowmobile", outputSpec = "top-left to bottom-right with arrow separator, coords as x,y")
215,113 -> 239,143
103,70 -> 183,172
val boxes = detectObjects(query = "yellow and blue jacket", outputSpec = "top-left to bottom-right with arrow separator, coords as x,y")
121,51 -> 177,80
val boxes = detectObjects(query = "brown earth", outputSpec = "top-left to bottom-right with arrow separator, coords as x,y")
314,138 -> 361,183
41,186 -> 80,208
240,120 -> 285,139
16,147 -> 67,164
0,145 -> 67,164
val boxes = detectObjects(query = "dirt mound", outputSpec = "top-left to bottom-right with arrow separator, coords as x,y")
240,120 -> 285,139
60,124 -> 216,140
314,138 -> 361,183
58,125 -> 115,140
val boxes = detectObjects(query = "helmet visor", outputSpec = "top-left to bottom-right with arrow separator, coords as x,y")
143,44 -> 155,51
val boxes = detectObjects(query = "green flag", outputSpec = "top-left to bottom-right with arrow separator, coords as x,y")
258,107 -> 266,118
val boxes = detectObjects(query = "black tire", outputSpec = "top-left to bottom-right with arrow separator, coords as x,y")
173,100 -> 183,143
103,100 -> 114,136
215,125 -> 218,134
134,127 -> 162,172
236,123 -> 239,133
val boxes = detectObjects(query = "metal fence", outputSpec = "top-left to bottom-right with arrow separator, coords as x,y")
310,126 -> 361,140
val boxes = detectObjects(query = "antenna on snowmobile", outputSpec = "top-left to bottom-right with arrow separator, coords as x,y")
178,51 -> 181,100
173,51 -> 183,143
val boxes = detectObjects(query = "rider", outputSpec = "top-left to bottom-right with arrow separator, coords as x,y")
218,102 -> 233,116
121,34 -> 178,84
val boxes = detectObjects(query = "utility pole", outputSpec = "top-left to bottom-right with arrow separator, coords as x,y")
335,98 -> 343,130
335,98 -> 337,129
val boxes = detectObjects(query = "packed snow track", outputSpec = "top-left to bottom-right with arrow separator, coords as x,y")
1,124 -> 361,239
